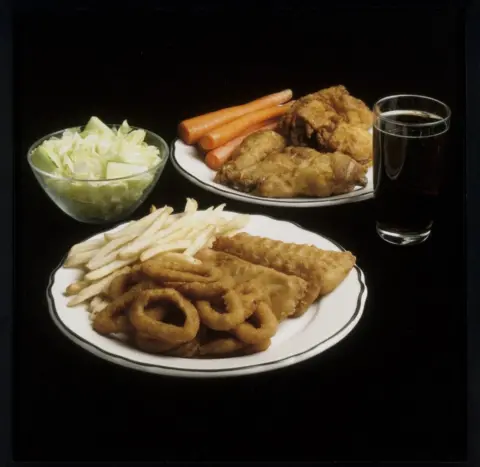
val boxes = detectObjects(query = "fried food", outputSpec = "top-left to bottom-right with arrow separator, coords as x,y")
214,130 -> 287,189
198,330 -> 272,357
326,123 -> 373,167
195,248 -> 308,322
219,146 -> 367,198
231,301 -> 278,344
212,233 -> 356,317
93,282 -> 157,335
65,280 -> 88,296
198,336 -> 246,356
313,85 -> 373,129
196,289 -> 250,331
64,199 -> 250,301
107,266 -> 146,299
163,277 -> 234,300
279,86 -> 373,167
65,200 -> 359,360
129,289 -> 200,345
67,265 -> 132,307
141,259 -> 222,284
205,120 -> 279,170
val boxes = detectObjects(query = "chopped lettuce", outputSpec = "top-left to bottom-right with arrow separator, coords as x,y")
30,116 -> 164,222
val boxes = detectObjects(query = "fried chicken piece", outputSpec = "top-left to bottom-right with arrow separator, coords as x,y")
226,146 -> 367,198
195,248 -> 308,322
282,100 -> 373,166
322,122 -> 373,167
213,233 -> 356,317
279,85 -> 373,166
314,85 -> 374,130
214,130 -> 286,189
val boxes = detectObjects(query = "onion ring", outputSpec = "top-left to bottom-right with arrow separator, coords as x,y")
196,290 -> 247,331
129,288 -> 200,345
243,338 -> 272,355
141,260 -> 221,284
92,282 -> 157,335
165,339 -> 200,357
198,337 -> 245,356
232,301 -> 278,345
107,271 -> 141,300
134,333 -> 178,353
233,282 -> 262,316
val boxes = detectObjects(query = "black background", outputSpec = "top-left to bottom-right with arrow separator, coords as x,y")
13,3 -> 466,463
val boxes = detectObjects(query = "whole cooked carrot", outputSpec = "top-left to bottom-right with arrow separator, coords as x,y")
199,103 -> 293,151
178,89 -> 292,144
205,120 -> 279,170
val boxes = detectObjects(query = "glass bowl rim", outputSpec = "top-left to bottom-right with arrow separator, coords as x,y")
27,124 -> 169,183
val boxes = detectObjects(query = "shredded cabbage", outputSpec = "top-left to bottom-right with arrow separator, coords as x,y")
30,116 -> 164,222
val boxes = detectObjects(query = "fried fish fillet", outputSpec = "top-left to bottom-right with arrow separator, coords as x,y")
214,130 -> 286,189
195,248 -> 308,322
212,233 -> 356,317
228,146 -> 367,198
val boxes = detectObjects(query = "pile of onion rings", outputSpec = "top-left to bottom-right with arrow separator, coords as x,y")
90,256 -> 278,358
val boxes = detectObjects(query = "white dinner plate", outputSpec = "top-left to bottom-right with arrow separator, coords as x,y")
171,138 -> 374,207
47,212 -> 367,378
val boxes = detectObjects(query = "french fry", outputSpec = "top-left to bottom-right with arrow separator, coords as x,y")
67,266 -> 131,306
184,225 -> 217,257
64,249 -> 99,268
184,198 -> 198,213
218,215 -> 250,236
84,258 -> 137,282
64,280 -> 89,296
117,213 -> 197,259
104,207 -> 169,241
86,233 -> 137,270
117,208 -> 173,260
68,237 -> 107,256
63,199 -> 252,310
213,203 -> 226,212
159,252 -> 201,265
89,296 -> 110,314
139,240 -> 192,262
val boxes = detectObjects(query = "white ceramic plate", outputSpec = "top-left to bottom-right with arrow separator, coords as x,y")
47,212 -> 367,378
171,139 -> 374,207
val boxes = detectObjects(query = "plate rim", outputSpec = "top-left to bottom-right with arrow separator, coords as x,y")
170,137 -> 374,207
47,214 -> 368,376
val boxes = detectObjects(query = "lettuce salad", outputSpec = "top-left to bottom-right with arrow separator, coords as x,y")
30,117 -> 164,222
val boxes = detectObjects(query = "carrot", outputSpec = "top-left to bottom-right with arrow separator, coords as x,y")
205,120 -> 279,170
198,103 -> 293,151
178,89 -> 292,144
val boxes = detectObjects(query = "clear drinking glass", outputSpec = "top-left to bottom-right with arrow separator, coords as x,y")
372,95 -> 451,245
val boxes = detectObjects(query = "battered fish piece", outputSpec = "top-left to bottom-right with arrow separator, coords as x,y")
195,248 -> 308,322
231,147 -> 367,198
212,233 -> 356,317
214,130 -> 286,189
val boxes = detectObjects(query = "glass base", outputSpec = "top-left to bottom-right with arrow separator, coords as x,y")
376,224 -> 431,246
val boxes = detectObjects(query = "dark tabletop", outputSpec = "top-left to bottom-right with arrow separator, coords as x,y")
13,4 -> 466,463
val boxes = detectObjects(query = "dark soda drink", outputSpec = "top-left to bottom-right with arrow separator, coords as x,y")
372,99 -> 450,245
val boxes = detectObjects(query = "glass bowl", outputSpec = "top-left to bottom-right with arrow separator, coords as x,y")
27,125 -> 169,224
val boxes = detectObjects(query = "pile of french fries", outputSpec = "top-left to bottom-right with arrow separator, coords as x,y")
63,198 -> 249,314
